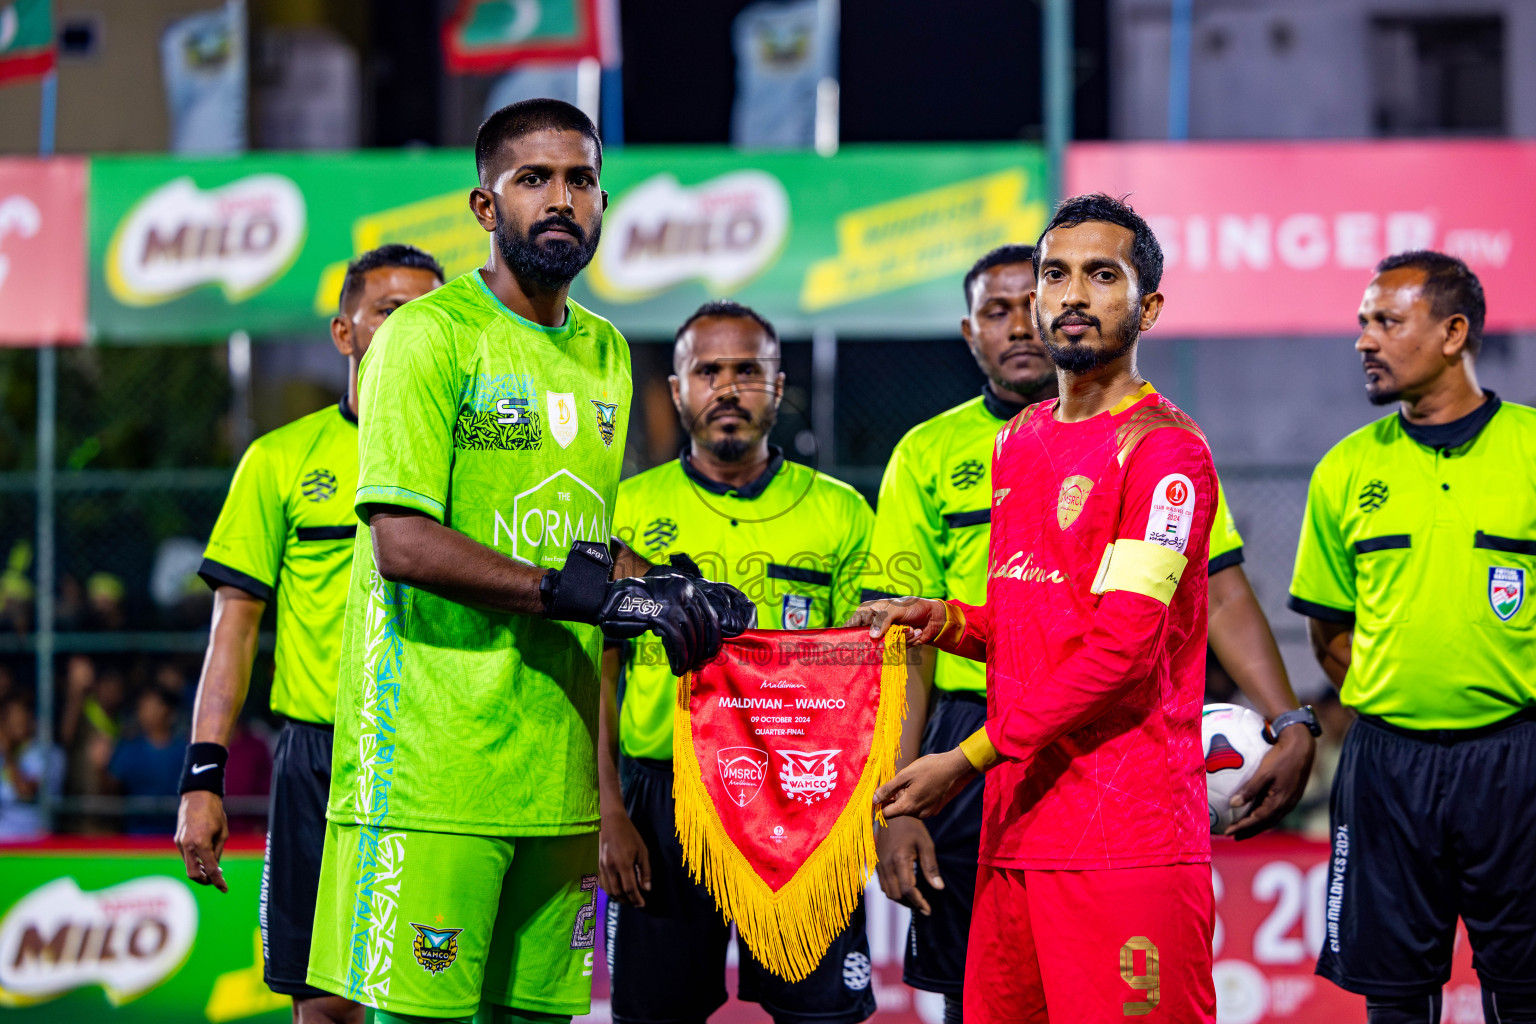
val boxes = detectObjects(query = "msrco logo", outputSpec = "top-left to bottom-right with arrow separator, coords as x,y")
0,876 -> 197,1006
106,174 -> 306,306
589,170 -> 789,301
717,747 -> 769,808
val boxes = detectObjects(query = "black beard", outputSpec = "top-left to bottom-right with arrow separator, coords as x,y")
709,436 -> 750,462
993,369 -> 1057,402
1367,386 -> 1402,406
1039,311 -> 1139,373
495,211 -> 601,289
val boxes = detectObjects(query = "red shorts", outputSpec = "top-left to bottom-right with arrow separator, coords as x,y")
964,862 -> 1215,1024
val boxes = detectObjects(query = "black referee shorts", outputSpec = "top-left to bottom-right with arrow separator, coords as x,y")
1317,710 -> 1536,997
260,719 -> 337,1000
901,691 -> 986,996
606,757 -> 877,1024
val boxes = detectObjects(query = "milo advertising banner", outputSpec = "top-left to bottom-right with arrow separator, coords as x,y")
0,839 -> 287,1023
87,145 -> 1047,342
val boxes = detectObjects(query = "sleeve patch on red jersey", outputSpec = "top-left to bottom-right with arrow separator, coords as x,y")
1144,473 -> 1196,555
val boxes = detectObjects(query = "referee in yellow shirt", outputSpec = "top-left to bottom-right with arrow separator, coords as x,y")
1290,252 -> 1536,1024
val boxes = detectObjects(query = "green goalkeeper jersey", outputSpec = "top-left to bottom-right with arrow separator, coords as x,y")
867,386 -> 1245,693
200,398 -> 360,725
327,270 -> 632,836
612,449 -> 875,760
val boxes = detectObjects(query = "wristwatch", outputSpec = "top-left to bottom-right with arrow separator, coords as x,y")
1266,706 -> 1322,743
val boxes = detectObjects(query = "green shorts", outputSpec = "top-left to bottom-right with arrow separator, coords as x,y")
306,822 -> 599,1018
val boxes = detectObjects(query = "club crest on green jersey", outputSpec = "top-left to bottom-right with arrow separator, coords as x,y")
1358,479 -> 1389,512
548,392 -> 578,448
950,459 -> 985,490
1490,567 -> 1524,621
643,517 -> 678,550
591,400 -> 619,447
302,468 -> 337,502
410,922 -> 463,974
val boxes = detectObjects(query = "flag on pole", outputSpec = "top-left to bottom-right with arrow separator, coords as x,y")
672,628 -> 907,981
0,0 -> 54,86
442,0 -> 607,75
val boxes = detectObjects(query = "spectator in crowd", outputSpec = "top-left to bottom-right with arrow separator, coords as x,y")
84,573 -> 127,632
106,685 -> 184,834
60,656 -> 125,809
223,720 -> 274,835
0,542 -> 34,635
0,695 -> 64,840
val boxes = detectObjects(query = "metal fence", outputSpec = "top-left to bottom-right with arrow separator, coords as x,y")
0,339 -> 1320,834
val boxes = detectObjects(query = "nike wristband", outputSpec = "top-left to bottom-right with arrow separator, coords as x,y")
541,540 -> 615,623
179,742 -> 229,797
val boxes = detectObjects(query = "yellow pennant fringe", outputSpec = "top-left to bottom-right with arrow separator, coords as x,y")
672,632 -> 908,983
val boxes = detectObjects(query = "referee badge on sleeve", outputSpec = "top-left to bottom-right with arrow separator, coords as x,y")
1490,567 -> 1524,621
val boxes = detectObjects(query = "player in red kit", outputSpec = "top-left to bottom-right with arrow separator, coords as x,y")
853,194 -> 1217,1023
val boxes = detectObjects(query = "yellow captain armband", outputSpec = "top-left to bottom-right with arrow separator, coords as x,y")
958,726 -> 999,771
1090,539 -> 1189,606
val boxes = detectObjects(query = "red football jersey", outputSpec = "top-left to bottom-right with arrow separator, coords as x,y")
942,383 -> 1216,870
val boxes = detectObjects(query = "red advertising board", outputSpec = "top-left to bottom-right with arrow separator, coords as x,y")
1068,141 -> 1536,337
0,158 -> 86,346
580,837 -> 1479,1024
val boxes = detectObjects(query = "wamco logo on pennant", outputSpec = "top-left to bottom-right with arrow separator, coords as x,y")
588,170 -> 789,302
106,174 -> 306,306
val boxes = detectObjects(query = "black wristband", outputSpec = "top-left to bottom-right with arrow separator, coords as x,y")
542,540 -> 614,623
179,742 -> 229,796
1266,706 -> 1322,742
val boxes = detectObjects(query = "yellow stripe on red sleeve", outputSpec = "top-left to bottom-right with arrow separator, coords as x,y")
959,726 -> 999,771
1089,539 -> 1188,606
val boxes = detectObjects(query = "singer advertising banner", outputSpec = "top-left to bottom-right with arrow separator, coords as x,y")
673,628 -> 906,982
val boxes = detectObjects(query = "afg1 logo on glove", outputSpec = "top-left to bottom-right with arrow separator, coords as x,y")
615,593 -> 665,618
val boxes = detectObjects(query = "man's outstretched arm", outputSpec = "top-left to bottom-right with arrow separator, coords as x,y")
369,509 -> 726,675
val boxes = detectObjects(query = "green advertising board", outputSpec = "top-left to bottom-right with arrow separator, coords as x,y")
0,842 -> 287,1023
87,144 -> 1047,342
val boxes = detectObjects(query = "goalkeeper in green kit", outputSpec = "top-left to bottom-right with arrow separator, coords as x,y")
305,99 -> 752,1024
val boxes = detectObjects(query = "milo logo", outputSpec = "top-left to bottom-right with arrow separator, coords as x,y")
106,174 -> 306,306
0,876 -> 197,1005
589,170 -> 790,301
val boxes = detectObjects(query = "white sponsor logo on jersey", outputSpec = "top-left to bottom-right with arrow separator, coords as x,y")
546,392 -> 577,448
1145,473 -> 1196,554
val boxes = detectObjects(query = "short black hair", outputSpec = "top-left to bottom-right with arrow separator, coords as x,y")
338,244 -> 444,314
475,98 -> 602,186
673,301 -> 780,371
674,300 -> 780,346
1374,250 -> 1486,356
1033,193 -> 1164,296
963,244 -> 1036,306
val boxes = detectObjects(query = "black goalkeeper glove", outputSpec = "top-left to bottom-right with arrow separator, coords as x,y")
541,541 -> 723,675
648,553 -> 757,638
